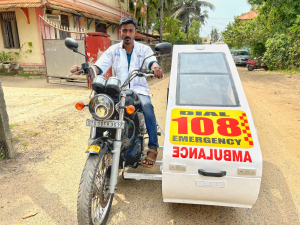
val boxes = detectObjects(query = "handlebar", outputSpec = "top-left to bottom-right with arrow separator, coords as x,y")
66,68 -> 84,78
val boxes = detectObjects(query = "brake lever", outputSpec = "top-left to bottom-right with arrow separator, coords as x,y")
66,69 -> 84,78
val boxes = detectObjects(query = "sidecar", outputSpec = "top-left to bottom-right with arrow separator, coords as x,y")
162,44 -> 262,208
123,44 -> 262,208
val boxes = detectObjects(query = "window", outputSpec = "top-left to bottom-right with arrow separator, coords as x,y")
60,14 -> 70,39
95,21 -> 107,33
176,53 -> 240,107
0,12 -> 20,48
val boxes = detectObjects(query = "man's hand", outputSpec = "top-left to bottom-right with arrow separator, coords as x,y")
151,62 -> 163,79
70,65 -> 81,75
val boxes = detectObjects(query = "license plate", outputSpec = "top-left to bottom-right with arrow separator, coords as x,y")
86,119 -> 125,129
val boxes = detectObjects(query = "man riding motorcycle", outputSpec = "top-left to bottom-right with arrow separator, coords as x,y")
70,17 -> 163,167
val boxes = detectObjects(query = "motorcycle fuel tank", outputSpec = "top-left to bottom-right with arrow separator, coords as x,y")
162,44 -> 262,208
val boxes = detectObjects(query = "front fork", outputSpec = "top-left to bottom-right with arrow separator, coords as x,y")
109,93 -> 126,193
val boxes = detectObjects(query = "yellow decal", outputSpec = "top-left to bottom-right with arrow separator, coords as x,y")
170,109 -> 253,149
86,145 -> 101,153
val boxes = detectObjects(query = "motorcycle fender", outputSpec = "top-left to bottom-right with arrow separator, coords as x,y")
85,138 -> 106,154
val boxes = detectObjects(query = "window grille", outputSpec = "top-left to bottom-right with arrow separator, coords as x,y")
96,21 -> 107,33
59,14 -> 70,39
0,12 -> 20,48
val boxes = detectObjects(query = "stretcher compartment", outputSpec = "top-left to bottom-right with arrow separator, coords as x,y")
162,172 -> 261,208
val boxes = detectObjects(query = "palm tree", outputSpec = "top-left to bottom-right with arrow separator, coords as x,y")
171,0 -> 214,40
210,27 -> 219,43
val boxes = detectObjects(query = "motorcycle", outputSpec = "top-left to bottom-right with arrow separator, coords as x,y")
64,37 -> 172,225
246,56 -> 268,71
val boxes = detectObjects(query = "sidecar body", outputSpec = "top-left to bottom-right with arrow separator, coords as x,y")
161,44 -> 262,208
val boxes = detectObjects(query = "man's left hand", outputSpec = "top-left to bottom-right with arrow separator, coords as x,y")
151,62 -> 163,79
153,67 -> 163,79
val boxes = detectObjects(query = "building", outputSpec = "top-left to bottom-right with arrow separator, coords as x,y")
0,0 -> 131,74
201,37 -> 209,44
238,11 -> 258,21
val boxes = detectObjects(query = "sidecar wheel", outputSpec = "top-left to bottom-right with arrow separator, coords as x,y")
77,146 -> 113,225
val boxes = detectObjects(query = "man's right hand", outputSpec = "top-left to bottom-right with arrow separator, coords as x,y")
70,65 -> 81,75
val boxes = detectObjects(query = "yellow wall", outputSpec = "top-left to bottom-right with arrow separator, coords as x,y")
107,25 -> 118,40
0,8 -> 42,64
101,0 -> 117,7
202,37 -> 210,44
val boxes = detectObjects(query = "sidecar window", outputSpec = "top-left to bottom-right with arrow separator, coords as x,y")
177,53 -> 240,106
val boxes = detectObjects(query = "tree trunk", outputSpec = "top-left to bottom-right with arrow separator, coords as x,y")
146,5 -> 149,44
186,9 -> 190,42
160,0 -> 163,42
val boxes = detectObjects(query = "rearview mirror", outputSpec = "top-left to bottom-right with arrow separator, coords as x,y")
65,37 -> 79,51
155,42 -> 172,55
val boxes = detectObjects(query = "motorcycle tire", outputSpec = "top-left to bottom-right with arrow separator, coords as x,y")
77,145 -> 113,225
247,65 -> 254,71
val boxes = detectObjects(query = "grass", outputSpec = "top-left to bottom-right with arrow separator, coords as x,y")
22,142 -> 29,147
29,132 -> 38,137
277,69 -> 300,75
9,124 -> 18,129
17,134 -> 24,138
12,137 -> 19,142
0,153 -> 5,159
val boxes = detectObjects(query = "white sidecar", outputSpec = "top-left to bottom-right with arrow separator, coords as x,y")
123,44 -> 262,209
162,44 -> 262,208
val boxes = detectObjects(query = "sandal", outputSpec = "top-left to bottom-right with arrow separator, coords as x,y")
142,148 -> 158,168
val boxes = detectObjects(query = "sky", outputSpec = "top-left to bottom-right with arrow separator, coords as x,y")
199,0 -> 252,38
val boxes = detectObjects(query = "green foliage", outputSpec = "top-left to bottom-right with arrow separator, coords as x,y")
0,51 -> 13,63
263,33 -> 300,70
0,153 -> 5,159
9,124 -> 18,129
22,142 -> 29,147
162,17 -> 186,44
12,42 -> 33,64
188,20 -> 202,44
223,0 -> 300,70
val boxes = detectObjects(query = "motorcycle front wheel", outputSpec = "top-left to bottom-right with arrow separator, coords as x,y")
77,146 -> 113,225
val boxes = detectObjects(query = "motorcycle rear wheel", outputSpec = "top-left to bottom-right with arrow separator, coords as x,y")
247,65 -> 254,71
77,146 -> 113,225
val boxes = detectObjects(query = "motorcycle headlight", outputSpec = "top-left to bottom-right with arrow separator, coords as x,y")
89,94 -> 114,120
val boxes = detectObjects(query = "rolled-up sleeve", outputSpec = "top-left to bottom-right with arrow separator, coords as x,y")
144,46 -> 158,69
94,47 -> 113,75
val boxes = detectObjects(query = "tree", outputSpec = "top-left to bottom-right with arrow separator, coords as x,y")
222,0 -> 300,70
189,20 -> 202,44
210,28 -> 219,43
162,17 -> 186,44
171,0 -> 214,41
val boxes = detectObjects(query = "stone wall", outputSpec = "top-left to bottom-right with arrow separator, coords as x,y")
157,54 -> 172,73
21,65 -> 46,75
0,80 -> 15,158
0,65 -> 46,75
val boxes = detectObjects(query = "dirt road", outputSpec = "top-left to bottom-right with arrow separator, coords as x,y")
0,67 -> 300,224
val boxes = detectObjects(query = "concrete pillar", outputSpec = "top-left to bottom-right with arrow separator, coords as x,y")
0,80 -> 15,158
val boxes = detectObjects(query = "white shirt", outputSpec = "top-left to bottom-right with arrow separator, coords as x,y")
94,40 -> 157,96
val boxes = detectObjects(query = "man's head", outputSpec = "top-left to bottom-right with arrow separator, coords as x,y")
119,17 -> 137,45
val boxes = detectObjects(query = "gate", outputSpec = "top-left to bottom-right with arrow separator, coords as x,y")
39,15 -> 111,87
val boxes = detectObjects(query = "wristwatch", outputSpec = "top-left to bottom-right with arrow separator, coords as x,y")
154,66 -> 161,70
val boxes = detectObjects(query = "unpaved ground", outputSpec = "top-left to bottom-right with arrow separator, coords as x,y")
0,67 -> 300,224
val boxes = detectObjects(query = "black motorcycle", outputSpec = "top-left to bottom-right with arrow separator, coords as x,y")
64,38 -> 171,225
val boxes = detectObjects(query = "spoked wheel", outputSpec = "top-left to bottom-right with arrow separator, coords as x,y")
77,146 -> 113,225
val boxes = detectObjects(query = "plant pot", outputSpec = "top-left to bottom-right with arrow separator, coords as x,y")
11,63 -> 19,69
3,63 -> 11,69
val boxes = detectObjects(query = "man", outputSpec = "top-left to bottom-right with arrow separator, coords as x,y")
70,17 -> 163,167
